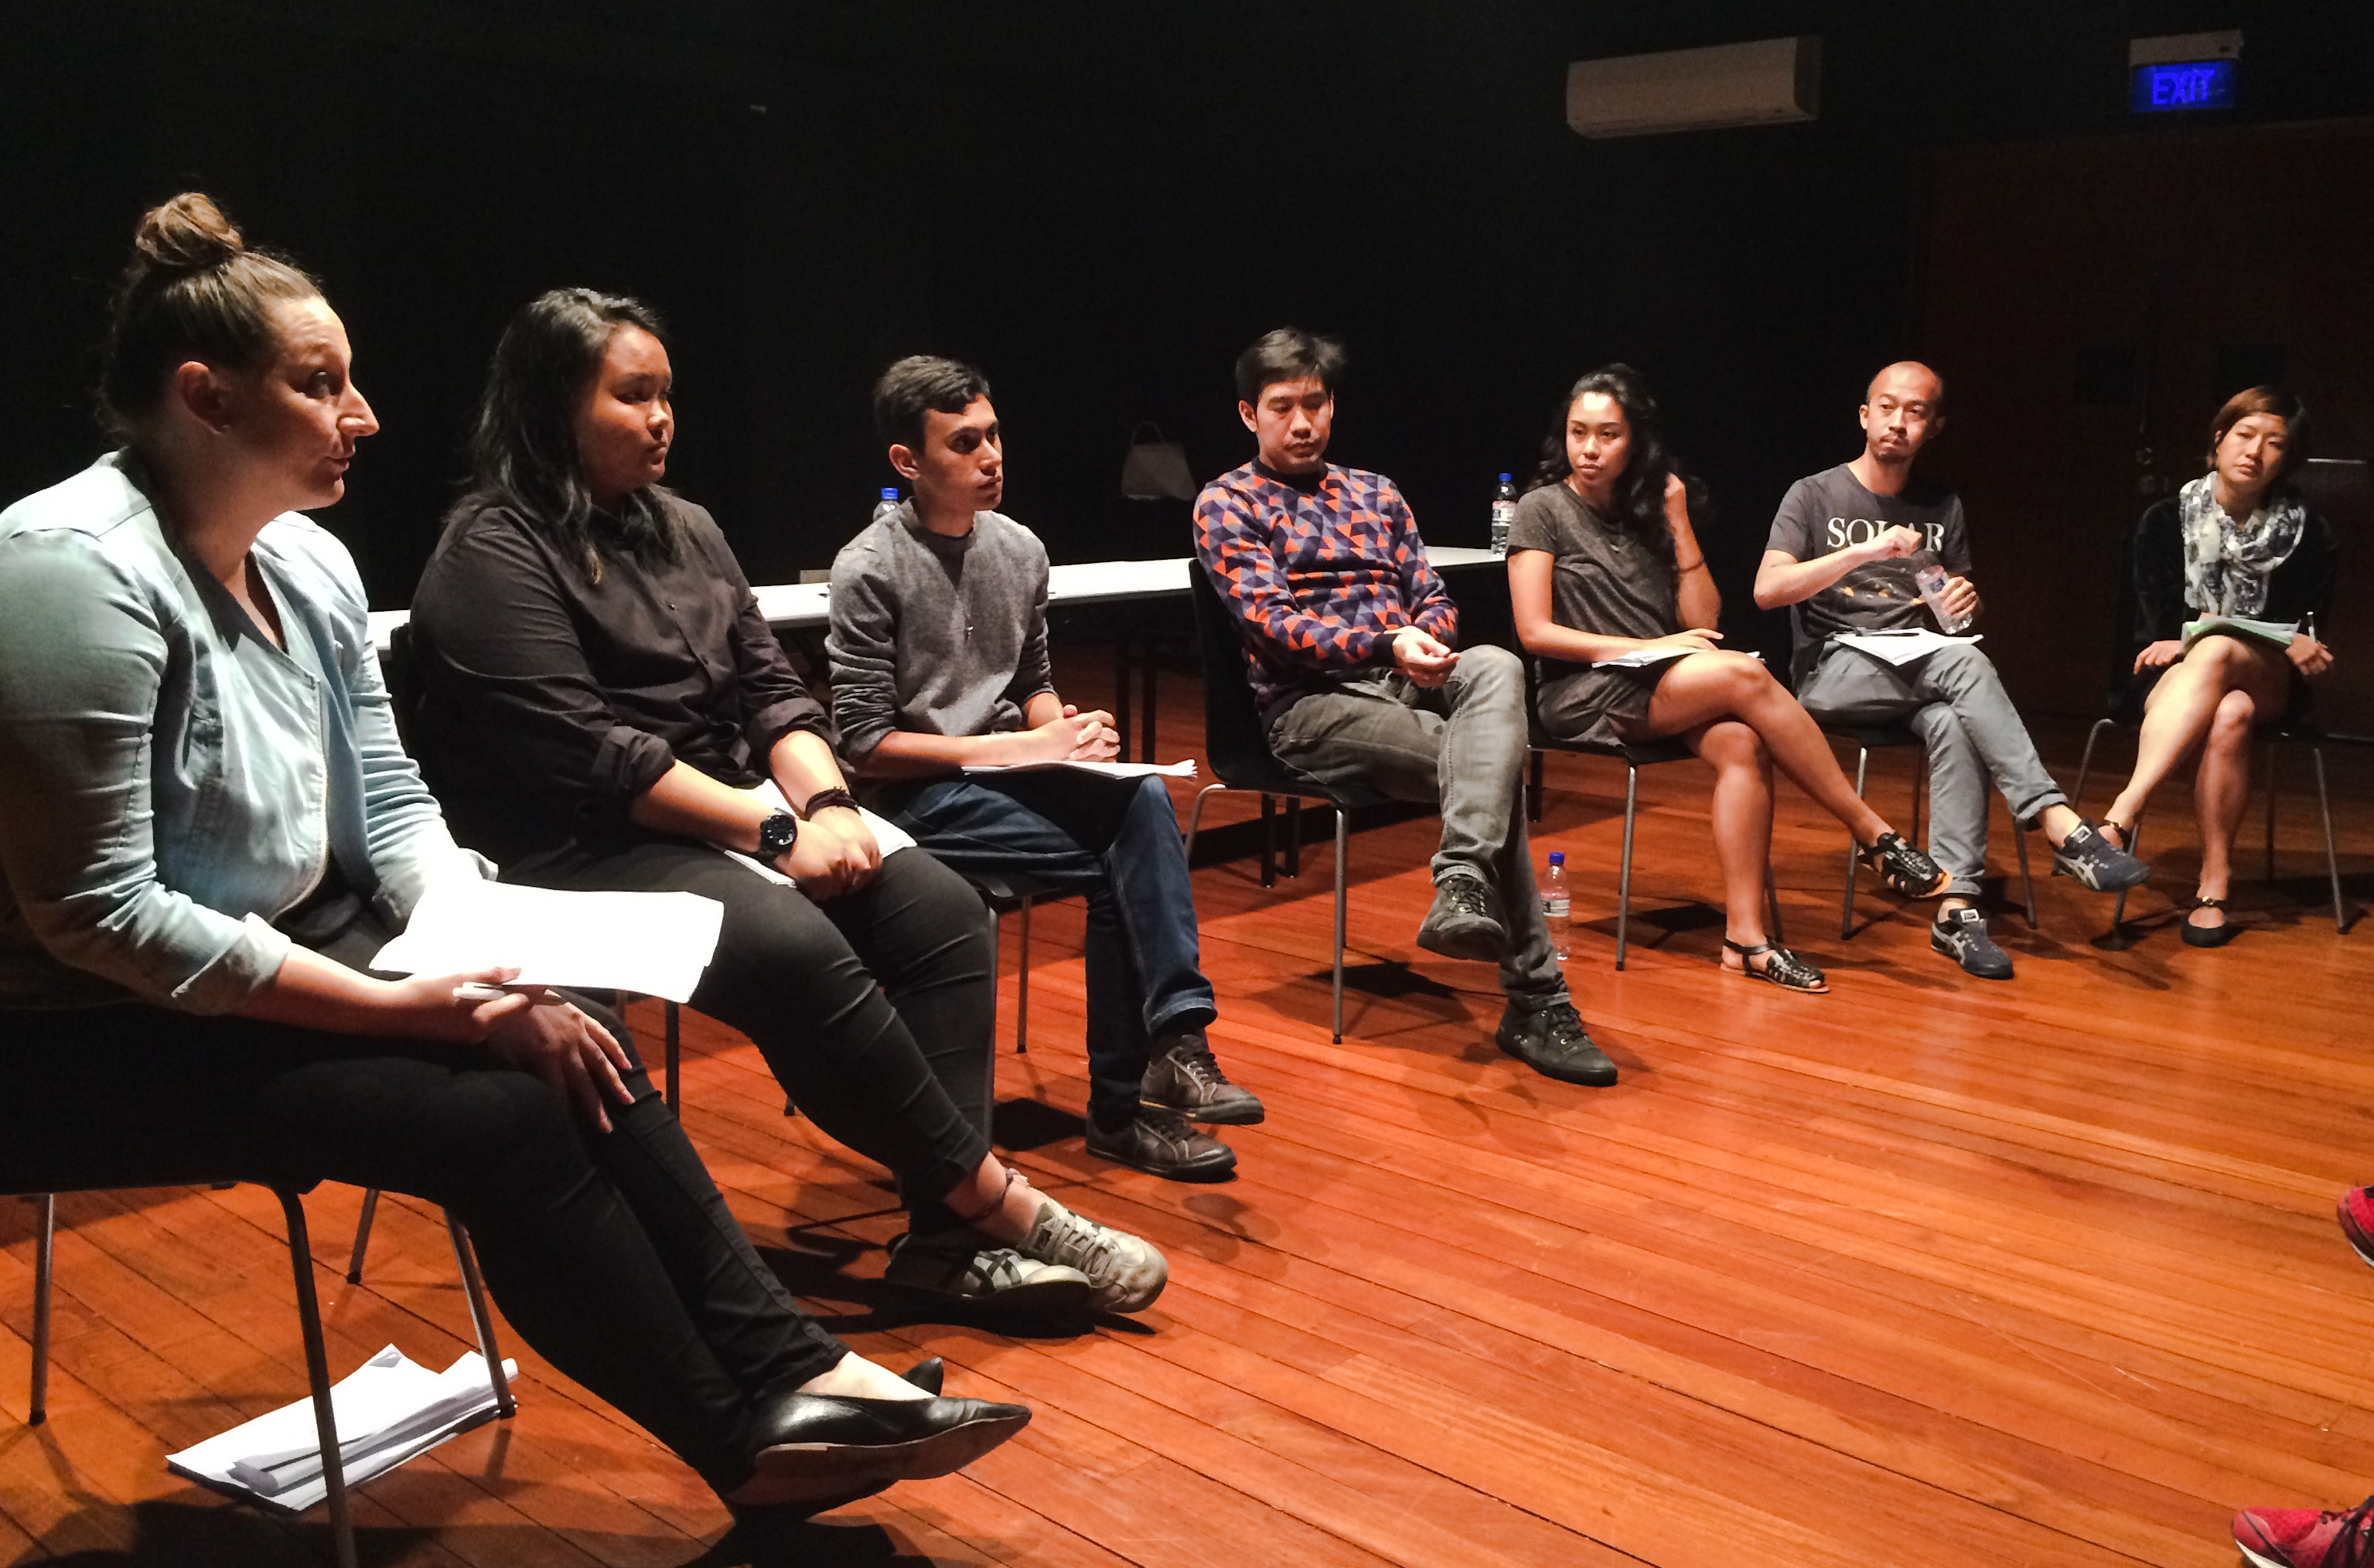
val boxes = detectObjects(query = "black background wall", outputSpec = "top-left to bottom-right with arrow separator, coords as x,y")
6,1 -> 2370,675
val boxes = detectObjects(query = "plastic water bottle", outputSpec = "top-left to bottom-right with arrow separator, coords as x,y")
1489,473 -> 1517,556
1543,850 -> 1571,960
1910,549 -> 1971,634
872,487 -> 902,523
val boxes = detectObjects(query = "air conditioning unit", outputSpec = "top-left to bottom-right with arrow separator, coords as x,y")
1566,36 -> 1821,138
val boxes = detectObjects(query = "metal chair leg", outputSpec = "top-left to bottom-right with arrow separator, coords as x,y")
1285,797 -> 1302,879
1764,865 -> 1784,945
29,1194 -> 53,1425
1908,757 -> 1923,849
345,1188 -> 380,1285
2265,741 -> 2280,885
1182,782 -> 1220,863
1332,806 -> 1349,1043
2314,745 -> 2348,931
2010,803 -> 2038,929
2112,811 -> 2147,928
1615,764 -> 1640,970
444,1214 -> 514,1419
663,1000 -> 680,1111
2072,718 -> 2115,815
1015,896 -> 1032,1054
275,1188 -> 359,1568
1840,746 -> 1870,939
1258,793 -> 1277,888
1527,747 -> 1546,823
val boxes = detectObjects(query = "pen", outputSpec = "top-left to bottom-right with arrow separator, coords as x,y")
455,982 -> 572,1006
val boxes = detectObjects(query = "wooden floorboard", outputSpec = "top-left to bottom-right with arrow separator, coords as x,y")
4,650 -> 2371,1565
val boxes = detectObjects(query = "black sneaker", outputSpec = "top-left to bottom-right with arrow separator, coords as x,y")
1496,1000 -> 1618,1086
2049,820 -> 2152,893
1084,1107 -> 1237,1181
1141,1031 -> 1266,1125
1417,871 -> 1506,963
1930,906 -> 2014,980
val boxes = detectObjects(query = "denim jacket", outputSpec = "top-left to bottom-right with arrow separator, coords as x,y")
0,453 -> 487,1011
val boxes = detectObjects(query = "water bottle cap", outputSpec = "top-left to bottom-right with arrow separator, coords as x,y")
1499,472 -> 1512,482
1547,850 -> 1564,865
880,487 -> 899,500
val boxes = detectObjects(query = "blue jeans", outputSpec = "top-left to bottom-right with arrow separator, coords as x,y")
874,772 -> 1218,1127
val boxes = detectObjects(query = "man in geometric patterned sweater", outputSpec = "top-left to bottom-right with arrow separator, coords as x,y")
1193,329 -> 1615,1087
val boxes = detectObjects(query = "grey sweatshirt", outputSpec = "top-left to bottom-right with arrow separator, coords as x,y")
826,503 -> 1056,765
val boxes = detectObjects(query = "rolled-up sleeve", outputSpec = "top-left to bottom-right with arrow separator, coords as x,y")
411,515 -> 676,833
0,533 -> 291,1011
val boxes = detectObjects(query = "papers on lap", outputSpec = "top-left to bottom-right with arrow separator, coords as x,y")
961,758 -> 1197,779
1833,629 -> 1983,666
167,1345 -> 516,1515
1590,648 -> 1760,670
2181,615 -> 2296,653
372,881 -> 724,1002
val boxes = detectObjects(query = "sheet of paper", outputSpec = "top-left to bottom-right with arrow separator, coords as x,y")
168,1346 -> 516,1515
2181,615 -> 2296,653
371,882 -> 724,1003
960,758 -> 1197,779
1589,648 -> 1758,670
1833,629 -> 1984,666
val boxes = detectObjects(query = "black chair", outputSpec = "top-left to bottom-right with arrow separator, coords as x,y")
1526,707 -> 1782,970
2068,516 -> 2350,932
963,868 -> 1071,1055
1824,722 -> 2037,939
1180,560 -> 1383,1043
9,1171 -> 512,1568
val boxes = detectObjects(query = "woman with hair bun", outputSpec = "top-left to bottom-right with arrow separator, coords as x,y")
0,194 -> 1027,1516
1506,364 -> 1948,992
2096,386 -> 2338,946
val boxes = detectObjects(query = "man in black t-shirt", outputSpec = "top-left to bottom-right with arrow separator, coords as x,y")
1755,362 -> 2147,978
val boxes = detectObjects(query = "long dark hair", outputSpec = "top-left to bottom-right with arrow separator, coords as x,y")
464,287 -> 681,583
1523,363 -> 1683,568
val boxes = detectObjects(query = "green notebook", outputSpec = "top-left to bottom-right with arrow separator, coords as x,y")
2180,615 -> 2296,653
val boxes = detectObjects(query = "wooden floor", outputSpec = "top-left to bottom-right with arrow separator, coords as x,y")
5,659 -> 2373,1567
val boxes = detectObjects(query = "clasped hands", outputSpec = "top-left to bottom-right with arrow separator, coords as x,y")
1391,626 -> 1458,687
396,966 -> 635,1133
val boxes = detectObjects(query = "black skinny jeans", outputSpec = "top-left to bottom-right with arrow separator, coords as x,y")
1,934 -> 844,1495
525,838 -> 995,1235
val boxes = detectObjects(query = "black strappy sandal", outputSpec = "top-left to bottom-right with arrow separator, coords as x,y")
2180,895 -> 2239,949
1723,939 -> 1829,994
1855,832 -> 1949,898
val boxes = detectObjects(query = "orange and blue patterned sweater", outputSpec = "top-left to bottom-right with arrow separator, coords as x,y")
1193,459 -> 1458,716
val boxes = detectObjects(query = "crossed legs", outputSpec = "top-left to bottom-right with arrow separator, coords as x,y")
2103,636 -> 2292,932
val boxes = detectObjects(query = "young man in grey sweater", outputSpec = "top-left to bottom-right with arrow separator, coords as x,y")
827,356 -> 1260,1183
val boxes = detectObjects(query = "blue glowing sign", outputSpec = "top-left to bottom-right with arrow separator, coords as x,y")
2130,60 -> 2236,113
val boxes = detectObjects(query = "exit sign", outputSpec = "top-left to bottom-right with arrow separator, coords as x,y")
2131,60 -> 2236,112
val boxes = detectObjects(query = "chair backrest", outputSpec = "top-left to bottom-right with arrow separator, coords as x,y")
1186,557 -> 1302,793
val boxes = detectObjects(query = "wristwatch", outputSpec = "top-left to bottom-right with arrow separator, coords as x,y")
756,809 -> 800,861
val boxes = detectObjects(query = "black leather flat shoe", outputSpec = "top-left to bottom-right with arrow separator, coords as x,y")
2180,895 -> 2239,948
732,1390 -> 1031,1506
901,1357 -> 945,1396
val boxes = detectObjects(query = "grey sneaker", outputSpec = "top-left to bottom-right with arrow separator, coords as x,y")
1496,1000 -> 1618,1086
1930,906 -> 2014,980
1085,1106 -> 1237,1181
882,1229 -> 1093,1318
1019,1196 -> 1168,1314
1417,871 -> 1506,963
2049,820 -> 2151,893
1141,1032 -> 1266,1125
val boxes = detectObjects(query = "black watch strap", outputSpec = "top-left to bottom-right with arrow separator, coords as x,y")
756,809 -> 800,860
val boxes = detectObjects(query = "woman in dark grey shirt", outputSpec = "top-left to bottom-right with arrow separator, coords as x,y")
410,290 -> 1165,1323
1509,366 -> 1946,992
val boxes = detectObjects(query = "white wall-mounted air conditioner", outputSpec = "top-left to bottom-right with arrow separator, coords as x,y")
1566,36 -> 1821,139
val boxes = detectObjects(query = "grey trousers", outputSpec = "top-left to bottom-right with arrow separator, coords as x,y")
1796,640 -> 2066,900
1266,644 -> 1568,1008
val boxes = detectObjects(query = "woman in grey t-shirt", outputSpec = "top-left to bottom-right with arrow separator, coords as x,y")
1508,366 -> 1948,993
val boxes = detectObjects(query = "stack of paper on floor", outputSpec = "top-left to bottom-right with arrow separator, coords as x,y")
168,1346 -> 517,1514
